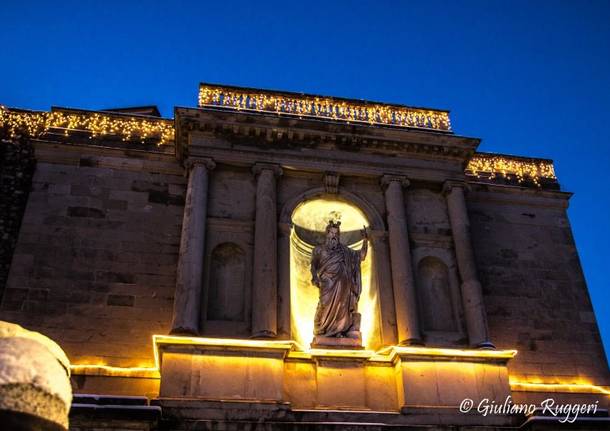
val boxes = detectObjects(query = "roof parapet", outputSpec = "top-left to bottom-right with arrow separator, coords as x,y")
467,152 -> 558,188
0,106 -> 174,146
198,82 -> 452,133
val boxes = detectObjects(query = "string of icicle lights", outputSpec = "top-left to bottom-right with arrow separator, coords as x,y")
467,153 -> 556,186
199,84 -> 452,132
0,106 -> 174,145
1,106 -> 556,185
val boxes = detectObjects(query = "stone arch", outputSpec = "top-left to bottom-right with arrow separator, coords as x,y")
279,187 -> 385,232
207,242 -> 246,322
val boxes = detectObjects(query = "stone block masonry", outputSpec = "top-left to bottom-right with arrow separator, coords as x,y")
468,184 -> 610,387
0,133 -> 36,300
0,140 -> 186,368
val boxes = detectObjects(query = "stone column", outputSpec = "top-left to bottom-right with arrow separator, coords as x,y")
277,222 -> 292,339
170,158 -> 215,335
381,175 -> 422,345
252,163 -> 283,338
443,181 -> 493,348
369,231 -> 398,345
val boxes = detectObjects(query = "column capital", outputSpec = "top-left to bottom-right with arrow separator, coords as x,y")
380,174 -> 410,189
252,162 -> 283,177
442,180 -> 470,196
185,157 -> 216,171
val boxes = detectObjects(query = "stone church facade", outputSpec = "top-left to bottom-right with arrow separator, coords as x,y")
0,83 -> 608,429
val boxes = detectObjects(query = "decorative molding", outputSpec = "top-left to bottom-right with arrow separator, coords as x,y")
324,172 -> 341,194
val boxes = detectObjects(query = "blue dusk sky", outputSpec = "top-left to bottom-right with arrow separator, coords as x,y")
1,1 -> 609,361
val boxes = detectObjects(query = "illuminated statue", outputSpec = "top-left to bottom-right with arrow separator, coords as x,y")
310,220 -> 368,346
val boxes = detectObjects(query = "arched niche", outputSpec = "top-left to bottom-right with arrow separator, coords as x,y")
287,196 -> 382,350
416,256 -> 456,332
207,242 -> 246,322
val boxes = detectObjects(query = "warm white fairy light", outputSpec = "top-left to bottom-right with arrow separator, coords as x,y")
467,153 -> 556,186
198,84 -> 452,131
0,106 -> 174,145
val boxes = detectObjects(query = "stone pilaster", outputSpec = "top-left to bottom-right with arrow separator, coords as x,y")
443,181 -> 493,348
170,158 -> 215,335
369,230 -> 398,345
252,163 -> 283,338
381,175 -> 422,345
277,222 -> 292,339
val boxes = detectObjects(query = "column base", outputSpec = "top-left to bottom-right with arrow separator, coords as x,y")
476,341 -> 496,350
398,338 -> 425,346
169,327 -> 199,336
251,330 -> 277,339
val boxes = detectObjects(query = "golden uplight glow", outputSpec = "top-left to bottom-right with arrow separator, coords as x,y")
290,198 -> 379,350
69,338 -> 609,399
386,345 -> 518,360
510,380 -> 610,396
153,334 -> 298,370
199,83 -> 452,132
70,364 -> 159,378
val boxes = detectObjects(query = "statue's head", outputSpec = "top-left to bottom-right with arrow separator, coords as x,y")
325,220 -> 341,249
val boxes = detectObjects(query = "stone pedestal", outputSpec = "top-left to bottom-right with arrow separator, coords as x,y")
311,335 -> 363,349
310,313 -> 363,349
155,335 -> 516,423
156,336 -> 295,402
392,346 -> 513,412
314,357 -> 368,409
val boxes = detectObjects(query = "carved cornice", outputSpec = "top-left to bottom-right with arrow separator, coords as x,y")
174,108 -> 561,191
174,107 -> 479,164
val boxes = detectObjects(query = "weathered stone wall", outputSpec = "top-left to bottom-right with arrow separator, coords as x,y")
0,142 -> 185,367
0,134 -> 35,298
2,135 -> 607,392
468,184 -> 609,385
